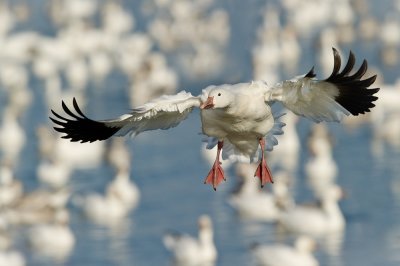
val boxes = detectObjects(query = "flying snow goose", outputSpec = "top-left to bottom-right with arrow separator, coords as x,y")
50,48 -> 379,190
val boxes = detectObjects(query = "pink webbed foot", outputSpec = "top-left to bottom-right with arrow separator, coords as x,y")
204,162 -> 226,191
204,141 -> 226,191
254,138 -> 274,187
254,159 -> 273,187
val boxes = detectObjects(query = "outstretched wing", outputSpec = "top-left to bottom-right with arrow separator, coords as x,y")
265,48 -> 379,122
50,91 -> 201,143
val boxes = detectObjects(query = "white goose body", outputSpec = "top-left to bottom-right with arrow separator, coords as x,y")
50,48 -> 379,189
279,185 -> 345,236
163,215 -> 217,265
201,82 -> 274,159
251,236 -> 319,266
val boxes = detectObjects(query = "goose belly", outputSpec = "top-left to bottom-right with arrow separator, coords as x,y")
200,109 -> 274,139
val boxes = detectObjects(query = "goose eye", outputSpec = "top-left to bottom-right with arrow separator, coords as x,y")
218,93 -> 221,96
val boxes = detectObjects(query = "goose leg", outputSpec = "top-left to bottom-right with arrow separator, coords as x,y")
204,141 -> 226,191
254,138 -> 274,187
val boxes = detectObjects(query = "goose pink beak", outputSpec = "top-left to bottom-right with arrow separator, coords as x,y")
200,96 -> 214,109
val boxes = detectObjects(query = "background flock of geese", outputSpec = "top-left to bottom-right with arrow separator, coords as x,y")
0,0 -> 399,266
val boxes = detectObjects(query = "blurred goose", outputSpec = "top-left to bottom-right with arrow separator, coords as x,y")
0,217 -> 26,266
3,187 -> 70,225
77,191 -> 128,226
305,124 -> 337,198
0,108 -> 26,163
105,169 -> 140,210
36,158 -> 72,188
50,48 -> 379,190
75,170 -> 138,225
0,251 -> 26,266
106,138 -> 131,171
251,236 -> 318,266
279,185 -> 345,236
0,162 -> 23,207
229,164 -> 292,222
27,209 -> 75,261
163,215 -> 217,266
267,111 -> 300,174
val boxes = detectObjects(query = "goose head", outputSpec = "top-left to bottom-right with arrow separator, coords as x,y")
200,88 -> 234,109
197,215 -> 214,244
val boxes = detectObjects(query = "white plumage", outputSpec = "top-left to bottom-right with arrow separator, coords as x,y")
163,215 -> 217,266
251,236 -> 318,266
27,209 -> 75,261
229,164 -> 291,222
50,48 -> 378,189
278,185 -> 345,236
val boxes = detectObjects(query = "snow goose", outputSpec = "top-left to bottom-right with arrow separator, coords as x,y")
251,236 -> 319,266
278,185 -> 345,236
105,169 -> 140,210
50,48 -> 379,190
76,191 -> 129,226
305,124 -> 338,198
163,215 -> 217,266
0,219 -> 26,266
229,164 -> 292,222
5,188 -> 70,225
0,161 -> 23,207
251,236 -> 318,266
106,138 -> 131,171
36,158 -> 72,188
0,251 -> 25,266
27,209 -> 75,262
74,170 -> 138,225
267,111 -> 300,174
0,108 -> 26,163
0,251 -> 26,266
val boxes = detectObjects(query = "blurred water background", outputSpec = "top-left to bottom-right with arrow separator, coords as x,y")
0,0 -> 400,265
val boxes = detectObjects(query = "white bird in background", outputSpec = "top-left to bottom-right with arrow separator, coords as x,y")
0,218 -> 26,266
267,111 -> 300,174
36,158 -> 72,189
27,209 -> 75,262
229,164 -> 292,222
106,138 -> 131,171
278,185 -> 345,236
163,215 -> 217,266
0,162 -> 23,207
50,48 -> 379,191
74,169 -> 139,226
251,236 -> 319,266
105,169 -> 140,210
305,124 -> 338,198
0,250 -> 26,266
6,188 -> 70,225
0,108 -> 26,163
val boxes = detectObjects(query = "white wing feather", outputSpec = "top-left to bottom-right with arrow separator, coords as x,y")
265,48 -> 379,123
51,92 -> 201,142
266,77 -> 349,122
109,91 -> 201,136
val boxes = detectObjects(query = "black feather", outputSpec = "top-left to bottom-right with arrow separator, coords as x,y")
305,66 -> 316,78
49,98 -> 121,143
325,48 -> 379,116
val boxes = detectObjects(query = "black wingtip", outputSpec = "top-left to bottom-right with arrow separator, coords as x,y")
305,66 -> 316,78
325,48 -> 379,116
49,99 -> 121,143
